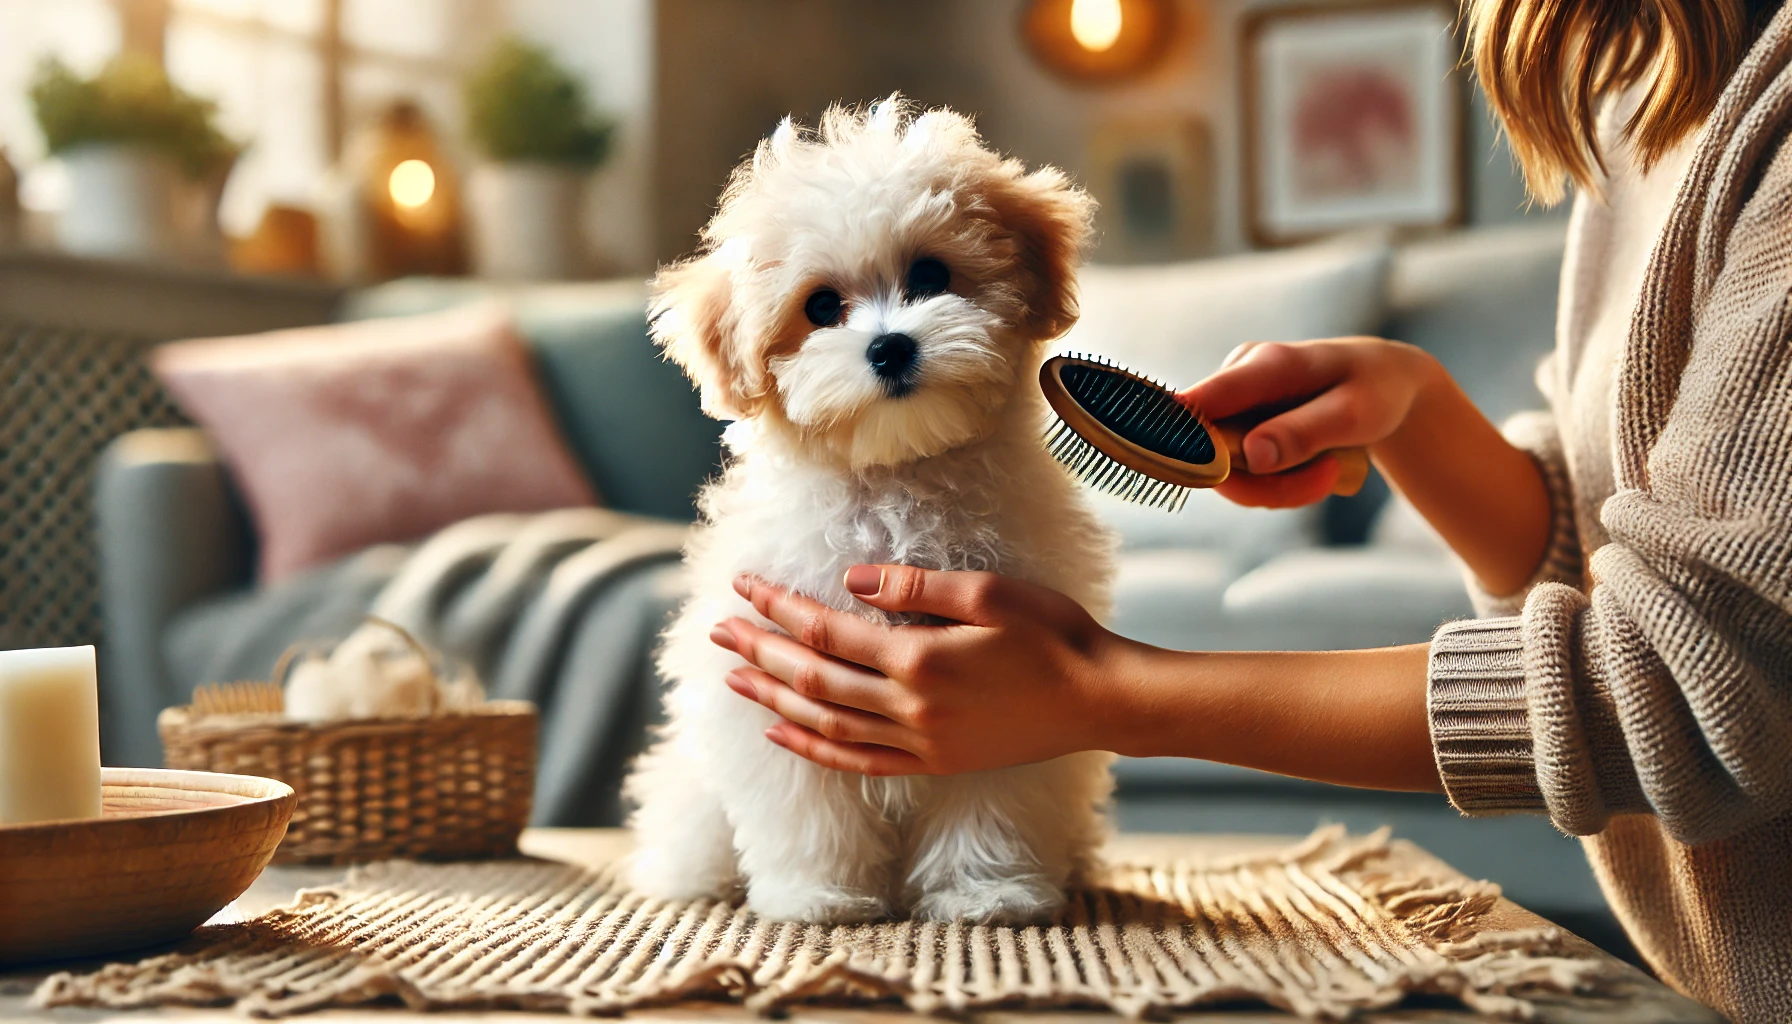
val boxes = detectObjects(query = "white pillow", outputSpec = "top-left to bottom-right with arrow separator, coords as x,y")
1059,237 -> 1392,386
1059,238 -> 1391,554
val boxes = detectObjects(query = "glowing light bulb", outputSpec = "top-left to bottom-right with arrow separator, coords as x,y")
1070,0 -> 1123,52
388,159 -> 436,209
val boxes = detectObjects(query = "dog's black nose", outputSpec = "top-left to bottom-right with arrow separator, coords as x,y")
866,333 -> 919,381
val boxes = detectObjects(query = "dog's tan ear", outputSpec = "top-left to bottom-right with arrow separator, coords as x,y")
981,165 -> 1097,341
649,251 -> 756,419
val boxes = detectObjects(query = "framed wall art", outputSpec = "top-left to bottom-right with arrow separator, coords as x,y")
1242,1 -> 1464,246
1085,116 -> 1214,262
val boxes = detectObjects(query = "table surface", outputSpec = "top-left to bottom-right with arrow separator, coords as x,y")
0,829 -> 1721,1023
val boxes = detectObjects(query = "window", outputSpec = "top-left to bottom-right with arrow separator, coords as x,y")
167,0 -> 488,235
0,0 -> 488,236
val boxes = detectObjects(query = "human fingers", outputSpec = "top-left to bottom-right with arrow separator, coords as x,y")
764,721 -> 929,776
712,618 -> 898,716
1237,383 -> 1386,473
724,666 -> 918,751
732,574 -> 896,671
1212,456 -> 1342,508
1178,341 -> 1347,422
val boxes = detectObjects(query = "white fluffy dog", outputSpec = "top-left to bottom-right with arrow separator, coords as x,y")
623,97 -> 1116,925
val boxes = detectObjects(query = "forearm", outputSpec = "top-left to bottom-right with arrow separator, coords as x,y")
1092,638 -> 1440,793
1374,361 -> 1551,596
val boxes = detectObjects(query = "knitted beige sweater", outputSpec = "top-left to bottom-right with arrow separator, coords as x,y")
1426,9 -> 1792,1021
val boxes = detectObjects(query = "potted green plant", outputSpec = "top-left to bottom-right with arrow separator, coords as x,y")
463,38 -> 613,279
29,55 -> 238,262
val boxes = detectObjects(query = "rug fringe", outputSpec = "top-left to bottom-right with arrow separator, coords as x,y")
34,827 -> 1623,1021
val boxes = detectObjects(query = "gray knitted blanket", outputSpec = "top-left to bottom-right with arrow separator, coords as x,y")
165,509 -> 688,825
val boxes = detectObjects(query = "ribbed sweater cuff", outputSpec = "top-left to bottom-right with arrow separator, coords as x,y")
1428,617 -> 1545,815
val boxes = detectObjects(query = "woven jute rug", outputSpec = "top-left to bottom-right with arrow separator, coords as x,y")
35,827 -> 1618,1019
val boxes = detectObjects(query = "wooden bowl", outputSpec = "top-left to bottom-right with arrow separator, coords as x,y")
0,767 -> 295,965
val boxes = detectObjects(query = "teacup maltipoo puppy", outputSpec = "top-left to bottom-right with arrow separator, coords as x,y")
624,96 -> 1115,925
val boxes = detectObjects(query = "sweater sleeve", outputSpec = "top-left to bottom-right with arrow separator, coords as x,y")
1429,295 -> 1792,842
1460,409 -> 1585,618
1427,407 -> 1590,816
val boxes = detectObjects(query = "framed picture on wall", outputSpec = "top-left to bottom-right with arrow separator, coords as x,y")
1242,1 -> 1464,247
1086,117 -> 1214,263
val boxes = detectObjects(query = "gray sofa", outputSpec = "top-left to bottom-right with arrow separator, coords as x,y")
94,283 -> 724,825
97,218 -> 1625,952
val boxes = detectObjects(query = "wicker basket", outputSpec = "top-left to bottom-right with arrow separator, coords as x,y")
158,701 -> 538,864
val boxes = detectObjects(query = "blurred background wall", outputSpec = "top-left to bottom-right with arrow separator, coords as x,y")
0,0 -> 1551,278
654,0 -> 1543,265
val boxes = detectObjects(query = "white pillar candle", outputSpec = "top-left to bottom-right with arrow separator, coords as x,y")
0,646 -> 102,825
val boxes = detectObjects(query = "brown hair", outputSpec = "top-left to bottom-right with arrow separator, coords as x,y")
1466,0 -> 1765,204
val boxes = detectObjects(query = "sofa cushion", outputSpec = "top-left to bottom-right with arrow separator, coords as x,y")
1221,548 -> 1474,649
1086,488 -> 1314,568
520,291 -> 724,521
154,303 -> 598,583
1384,220 -> 1566,422
1062,237 -> 1391,384
344,279 -> 724,521
1106,548 -> 1236,651
339,278 -> 633,322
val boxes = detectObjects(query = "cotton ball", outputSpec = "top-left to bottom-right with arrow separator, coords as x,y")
436,666 -> 486,710
283,653 -> 352,722
329,623 -> 440,719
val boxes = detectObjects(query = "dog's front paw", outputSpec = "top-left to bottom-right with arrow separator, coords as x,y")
913,877 -> 1065,925
628,848 -> 736,903
747,878 -> 888,924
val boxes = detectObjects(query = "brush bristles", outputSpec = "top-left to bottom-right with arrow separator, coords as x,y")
1046,419 -> 1191,512
1056,354 -> 1215,465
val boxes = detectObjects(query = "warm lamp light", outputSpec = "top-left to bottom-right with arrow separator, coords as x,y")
388,159 -> 436,209
1024,0 -> 1173,83
352,99 -> 466,280
1070,0 -> 1123,52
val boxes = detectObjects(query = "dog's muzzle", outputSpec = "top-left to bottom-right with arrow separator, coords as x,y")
867,333 -> 919,396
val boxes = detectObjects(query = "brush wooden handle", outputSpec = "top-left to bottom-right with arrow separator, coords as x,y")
1210,426 -> 1370,497
1322,447 -> 1372,496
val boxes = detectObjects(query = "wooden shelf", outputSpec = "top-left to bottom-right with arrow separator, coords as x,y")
0,248 -> 343,340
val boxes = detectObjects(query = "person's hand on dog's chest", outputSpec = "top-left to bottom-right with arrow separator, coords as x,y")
711,567 -> 1128,777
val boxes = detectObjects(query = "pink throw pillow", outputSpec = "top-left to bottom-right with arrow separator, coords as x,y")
154,304 -> 599,583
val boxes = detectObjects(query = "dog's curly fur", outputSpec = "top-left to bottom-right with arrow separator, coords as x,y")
623,97 -> 1117,925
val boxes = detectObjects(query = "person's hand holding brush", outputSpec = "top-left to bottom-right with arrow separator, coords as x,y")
1182,338 -> 1550,597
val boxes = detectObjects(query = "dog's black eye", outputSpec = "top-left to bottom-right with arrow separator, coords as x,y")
804,288 -> 843,327
905,258 -> 950,299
